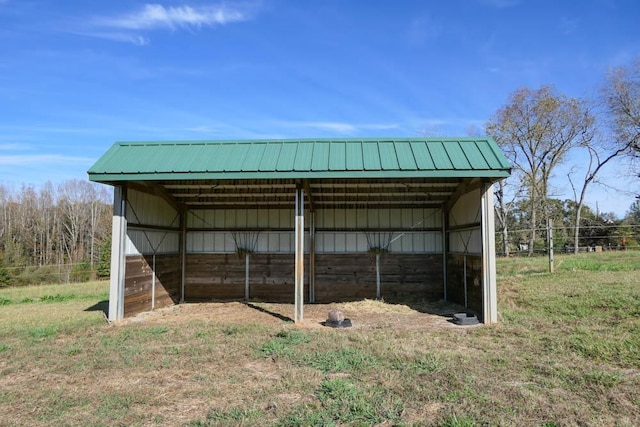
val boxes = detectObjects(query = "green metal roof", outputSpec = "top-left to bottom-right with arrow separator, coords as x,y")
88,138 -> 511,182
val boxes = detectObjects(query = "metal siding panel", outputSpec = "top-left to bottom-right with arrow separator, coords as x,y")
379,142 -> 399,170
445,141 -> 472,170
401,209 -> 413,227
211,210 -> 223,227
367,209 -> 379,228
257,209 -> 270,227
259,143 -> 282,171
311,142 -> 330,171
395,142 -> 417,170
427,142 -> 454,169
410,142 -> 435,169
277,143 -> 297,171
280,209 -> 291,228
362,142 -> 382,170
329,142 -> 346,171
389,208 -> 403,227
357,233 -> 368,251
189,145 -> 214,172
294,142 -> 314,171
334,209 -> 346,228
346,233 -> 357,251
242,143 -> 266,171
247,209 -> 258,227
203,233 -> 214,251
207,144 -> 233,171
460,141 -> 490,170
379,209 -> 391,227
476,140 -> 504,169
335,234 -> 346,252
227,144 -> 251,171
345,142 -> 364,170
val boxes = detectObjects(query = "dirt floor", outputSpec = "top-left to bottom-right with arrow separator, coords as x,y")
121,299 -> 480,330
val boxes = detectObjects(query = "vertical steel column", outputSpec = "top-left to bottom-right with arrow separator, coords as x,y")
108,185 -> 127,321
294,188 -> 305,323
180,211 -> 187,303
245,253 -> 250,301
442,209 -> 448,302
151,254 -> 156,310
375,253 -> 381,299
309,210 -> 315,303
481,184 -> 498,324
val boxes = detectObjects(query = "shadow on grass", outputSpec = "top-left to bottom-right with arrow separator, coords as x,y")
244,302 -> 294,323
85,300 -> 108,318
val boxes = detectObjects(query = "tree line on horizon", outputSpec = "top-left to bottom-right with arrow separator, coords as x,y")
0,179 -> 112,286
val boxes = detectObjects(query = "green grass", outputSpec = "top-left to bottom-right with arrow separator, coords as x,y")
1,255 -> 640,426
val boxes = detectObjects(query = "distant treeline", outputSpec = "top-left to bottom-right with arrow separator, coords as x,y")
0,179 -> 112,286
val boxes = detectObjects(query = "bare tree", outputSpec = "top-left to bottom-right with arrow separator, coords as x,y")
487,86 -> 593,255
603,58 -> 640,165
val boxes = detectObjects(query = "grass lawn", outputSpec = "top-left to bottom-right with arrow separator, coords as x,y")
0,253 -> 639,426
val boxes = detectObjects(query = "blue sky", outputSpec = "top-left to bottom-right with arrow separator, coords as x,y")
0,0 -> 638,216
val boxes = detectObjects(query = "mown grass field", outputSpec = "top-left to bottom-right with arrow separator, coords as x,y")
0,251 -> 639,426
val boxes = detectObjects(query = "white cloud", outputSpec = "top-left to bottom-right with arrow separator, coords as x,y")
275,121 -> 399,134
101,3 -> 250,30
77,31 -> 149,46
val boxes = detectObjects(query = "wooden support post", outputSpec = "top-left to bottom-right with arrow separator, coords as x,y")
548,218 -> 554,273
108,185 -> 127,322
294,188 -> 305,323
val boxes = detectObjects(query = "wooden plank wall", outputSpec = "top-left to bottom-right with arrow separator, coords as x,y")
184,253 -> 443,303
446,254 -> 483,317
124,254 -> 180,317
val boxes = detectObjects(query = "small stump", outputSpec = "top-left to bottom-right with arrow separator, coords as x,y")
453,312 -> 479,326
324,310 -> 352,328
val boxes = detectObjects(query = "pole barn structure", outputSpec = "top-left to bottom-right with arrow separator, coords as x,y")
88,138 -> 510,324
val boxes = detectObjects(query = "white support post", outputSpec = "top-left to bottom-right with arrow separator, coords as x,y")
151,254 -> 156,310
245,253 -> 250,301
442,209 -> 448,302
180,212 -> 187,303
108,186 -> 127,322
309,210 -> 315,303
463,255 -> 468,308
481,184 -> 498,324
294,188 -> 305,323
375,253 -> 381,299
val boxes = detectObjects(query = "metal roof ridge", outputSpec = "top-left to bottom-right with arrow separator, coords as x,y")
111,137 -> 495,146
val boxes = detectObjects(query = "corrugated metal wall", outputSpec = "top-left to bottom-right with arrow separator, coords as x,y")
449,188 -> 481,254
126,189 -> 179,227
186,208 -> 441,254
126,189 -> 180,255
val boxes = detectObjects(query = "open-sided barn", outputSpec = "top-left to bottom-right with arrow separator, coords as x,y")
88,138 -> 510,324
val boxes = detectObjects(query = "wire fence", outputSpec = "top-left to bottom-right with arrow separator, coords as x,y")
495,223 -> 640,257
0,262 -> 107,287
